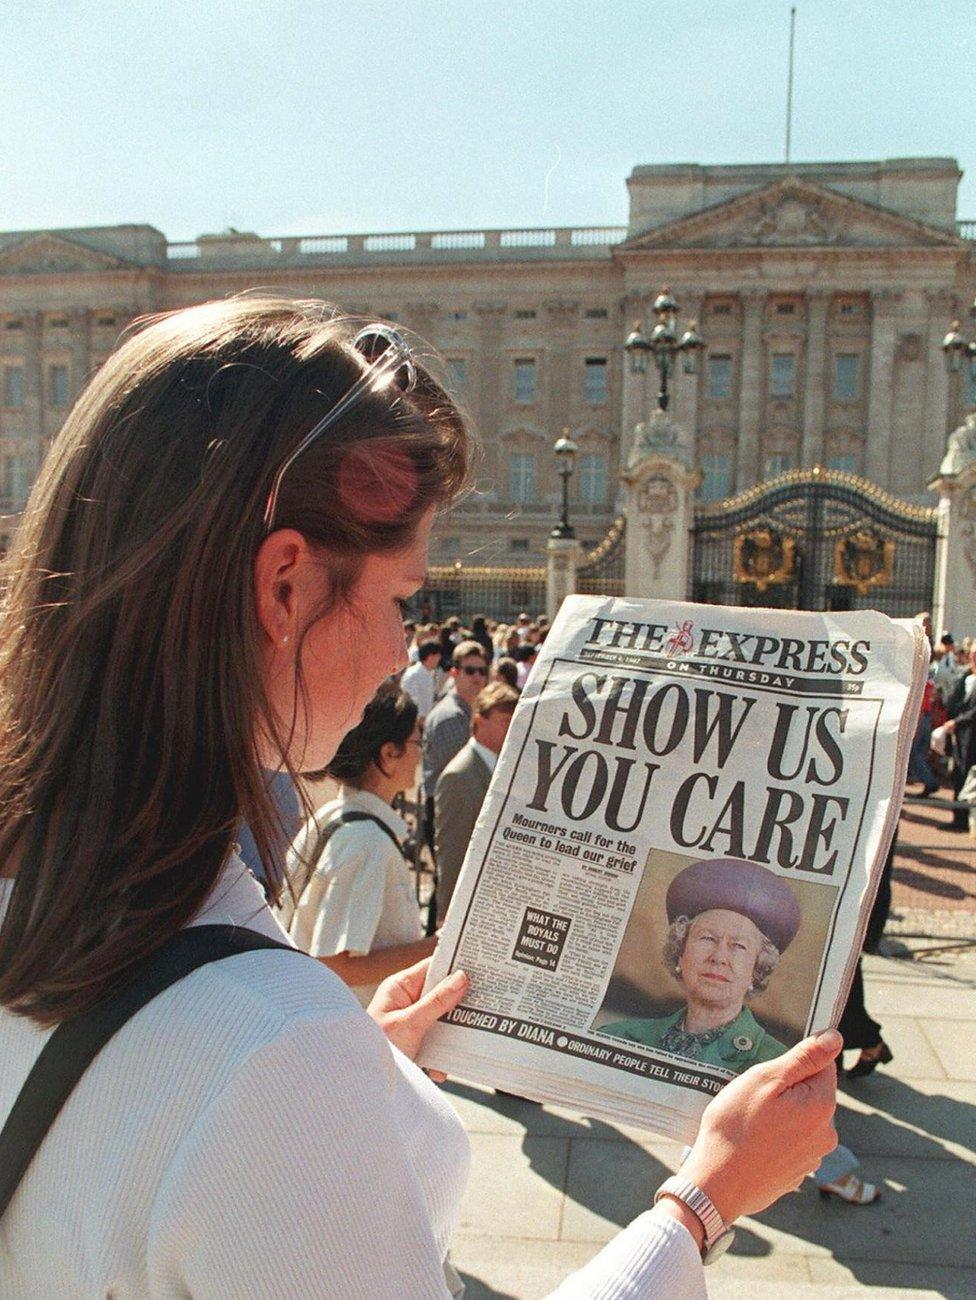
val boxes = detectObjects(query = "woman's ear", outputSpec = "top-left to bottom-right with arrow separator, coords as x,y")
375,740 -> 402,779
254,529 -> 308,647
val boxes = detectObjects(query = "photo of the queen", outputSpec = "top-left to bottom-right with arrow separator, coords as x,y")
599,857 -> 802,1072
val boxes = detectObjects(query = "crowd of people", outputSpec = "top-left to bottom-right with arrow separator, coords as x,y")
909,614 -> 976,831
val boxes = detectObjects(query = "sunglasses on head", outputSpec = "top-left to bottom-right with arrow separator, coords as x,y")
459,664 -> 489,677
263,322 -> 418,533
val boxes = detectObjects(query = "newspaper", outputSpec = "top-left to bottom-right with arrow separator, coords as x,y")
419,596 -> 928,1142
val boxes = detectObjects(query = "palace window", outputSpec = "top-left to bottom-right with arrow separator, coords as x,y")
514,309 -> 536,320
48,317 -> 68,329
3,366 -> 25,408
707,355 -> 733,399
513,358 -> 536,404
447,310 -> 467,322
447,358 -> 466,394
49,364 -> 70,407
4,320 -> 23,331
583,357 -> 607,404
584,307 -> 608,319
834,353 -> 860,401
699,453 -> 730,502
963,366 -> 976,410
579,453 -> 606,504
764,451 -> 795,478
775,301 -> 796,315
770,354 -> 796,399
3,454 -> 29,502
710,300 -> 733,316
508,452 -> 535,502
509,537 -> 531,553
827,453 -> 857,473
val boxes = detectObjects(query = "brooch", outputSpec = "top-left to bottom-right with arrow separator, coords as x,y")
732,1035 -> 753,1052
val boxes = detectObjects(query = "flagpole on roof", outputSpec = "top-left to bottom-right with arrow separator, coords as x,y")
785,5 -> 797,164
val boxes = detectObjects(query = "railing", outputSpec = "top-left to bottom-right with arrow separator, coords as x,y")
165,225 -> 627,265
958,219 -> 976,241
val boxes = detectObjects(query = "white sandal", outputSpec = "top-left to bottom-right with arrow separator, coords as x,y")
818,1172 -> 881,1205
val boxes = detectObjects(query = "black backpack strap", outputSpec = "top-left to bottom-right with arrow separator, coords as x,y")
0,923 -> 301,1222
303,809 -> 404,881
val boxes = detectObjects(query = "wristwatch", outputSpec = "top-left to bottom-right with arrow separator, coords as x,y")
654,1176 -> 736,1264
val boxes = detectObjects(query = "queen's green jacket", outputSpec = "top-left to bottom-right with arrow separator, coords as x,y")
599,1005 -> 786,1072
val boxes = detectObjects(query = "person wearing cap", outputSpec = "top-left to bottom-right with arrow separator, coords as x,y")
601,857 -> 801,1072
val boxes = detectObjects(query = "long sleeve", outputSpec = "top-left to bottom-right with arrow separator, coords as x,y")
434,764 -> 478,923
148,1011 -> 460,1299
545,1210 -> 706,1300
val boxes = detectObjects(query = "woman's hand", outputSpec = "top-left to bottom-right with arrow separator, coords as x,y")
678,1028 -> 842,1224
367,957 -> 468,1081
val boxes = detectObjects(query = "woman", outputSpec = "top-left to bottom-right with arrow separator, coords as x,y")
601,857 -> 801,1072
0,299 -> 839,1297
280,685 -> 433,1002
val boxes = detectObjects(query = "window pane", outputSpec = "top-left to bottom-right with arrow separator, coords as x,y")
579,453 -> 606,503
514,359 -> 536,403
827,453 -> 857,473
447,358 -> 466,394
49,364 -> 70,407
3,455 -> 29,501
509,452 -> 535,502
707,355 -> 732,399
963,365 -> 976,410
699,453 -> 730,502
584,358 -> 607,404
4,367 -> 25,407
770,354 -> 795,398
764,452 -> 795,478
834,354 -> 860,401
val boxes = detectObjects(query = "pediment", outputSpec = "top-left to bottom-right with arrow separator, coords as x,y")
0,233 -> 127,276
620,179 -> 963,252
499,423 -> 549,444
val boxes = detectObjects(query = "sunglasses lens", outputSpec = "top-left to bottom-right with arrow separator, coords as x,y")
353,324 -> 417,392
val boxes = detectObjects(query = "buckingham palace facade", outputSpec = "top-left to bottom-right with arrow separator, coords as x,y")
1,156 -> 974,563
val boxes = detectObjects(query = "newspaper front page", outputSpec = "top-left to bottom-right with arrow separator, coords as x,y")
419,596 -> 928,1141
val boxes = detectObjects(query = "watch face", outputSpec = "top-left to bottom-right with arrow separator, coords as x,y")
703,1226 -> 735,1265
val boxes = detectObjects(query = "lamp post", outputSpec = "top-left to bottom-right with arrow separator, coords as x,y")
942,298 -> 976,391
551,430 -> 578,539
625,288 -> 705,414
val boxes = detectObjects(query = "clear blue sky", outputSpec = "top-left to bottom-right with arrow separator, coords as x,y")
1,1 -> 973,240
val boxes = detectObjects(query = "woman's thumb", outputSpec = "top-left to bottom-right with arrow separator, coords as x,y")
411,968 -> 469,1027
767,1029 -> 843,1089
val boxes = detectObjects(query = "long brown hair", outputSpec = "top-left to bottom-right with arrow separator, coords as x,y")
0,298 -> 469,1024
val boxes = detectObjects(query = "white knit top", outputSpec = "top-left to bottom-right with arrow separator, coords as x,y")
0,861 -> 705,1299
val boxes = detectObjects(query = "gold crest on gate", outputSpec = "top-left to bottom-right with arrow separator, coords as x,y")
733,527 -> 796,592
833,529 -> 894,596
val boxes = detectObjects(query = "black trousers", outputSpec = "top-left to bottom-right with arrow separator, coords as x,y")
837,960 -> 882,1050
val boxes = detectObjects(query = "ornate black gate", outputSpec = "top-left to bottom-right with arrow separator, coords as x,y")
692,470 -> 938,617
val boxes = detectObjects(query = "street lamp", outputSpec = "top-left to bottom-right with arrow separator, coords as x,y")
942,297 -> 976,383
551,430 -> 578,539
625,288 -> 705,413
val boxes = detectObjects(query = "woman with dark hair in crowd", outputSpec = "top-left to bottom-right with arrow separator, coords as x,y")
492,655 -> 520,690
470,613 -> 494,663
0,297 -> 839,1298
279,686 -> 432,1002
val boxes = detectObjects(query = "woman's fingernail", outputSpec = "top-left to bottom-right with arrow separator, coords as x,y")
449,969 -> 468,987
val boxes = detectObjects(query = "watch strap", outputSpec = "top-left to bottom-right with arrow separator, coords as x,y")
654,1175 -> 729,1254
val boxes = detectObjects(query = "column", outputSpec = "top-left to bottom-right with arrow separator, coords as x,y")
620,293 -> 651,439
671,290 -> 703,452
929,464 -> 976,637
23,312 -> 43,446
622,454 -> 700,601
544,299 -> 579,438
801,291 -> 830,468
735,290 -> 765,490
473,300 -> 506,495
864,290 -> 900,485
922,289 -> 954,489
546,535 -> 580,620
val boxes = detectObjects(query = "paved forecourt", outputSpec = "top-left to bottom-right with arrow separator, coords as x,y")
445,941 -> 976,1299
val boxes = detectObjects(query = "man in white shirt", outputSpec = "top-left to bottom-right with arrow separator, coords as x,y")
433,683 -> 518,924
400,640 -> 441,723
